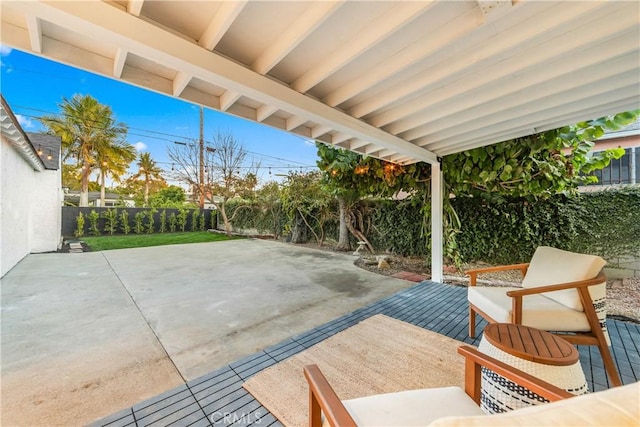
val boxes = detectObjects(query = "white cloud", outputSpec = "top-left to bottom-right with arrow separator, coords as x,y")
15,114 -> 34,129
134,141 -> 147,152
0,45 -> 12,57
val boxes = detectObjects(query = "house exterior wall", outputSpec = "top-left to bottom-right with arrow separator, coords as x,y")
0,140 -> 61,277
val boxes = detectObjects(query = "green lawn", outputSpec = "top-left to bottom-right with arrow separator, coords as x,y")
81,232 -> 239,251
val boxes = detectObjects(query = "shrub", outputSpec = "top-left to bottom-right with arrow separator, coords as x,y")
88,210 -> 101,237
120,210 -> 131,235
190,210 -> 199,232
102,209 -> 119,235
160,210 -> 167,233
169,212 -> 177,233
146,208 -> 157,234
74,212 -> 85,238
134,211 -> 146,234
198,210 -> 206,231
177,207 -> 188,232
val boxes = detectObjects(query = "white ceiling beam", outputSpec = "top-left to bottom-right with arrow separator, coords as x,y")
127,0 -> 144,17
331,132 -> 351,145
374,6 -> 637,130
324,5 -> 481,107
113,47 -> 128,78
377,148 -> 397,158
219,90 -> 241,111
349,1 -> 608,119
418,71 -> 638,148
401,50 -> 638,142
252,1 -> 343,75
349,139 -> 370,150
172,71 -> 192,97
286,115 -> 308,131
437,97 -> 639,157
25,15 -> 42,53
0,0 -> 440,165
424,86 -> 638,152
395,34 -> 638,139
387,153 -> 413,163
311,125 -> 332,139
256,104 -> 278,122
291,1 -> 434,93
199,0 -> 248,50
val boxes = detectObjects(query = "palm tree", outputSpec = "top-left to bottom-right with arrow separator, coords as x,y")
40,94 -> 127,206
130,152 -> 165,206
96,139 -> 136,206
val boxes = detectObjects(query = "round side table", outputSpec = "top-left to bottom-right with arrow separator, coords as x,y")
478,323 -> 588,414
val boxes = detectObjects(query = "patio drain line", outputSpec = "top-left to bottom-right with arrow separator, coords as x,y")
100,253 -> 214,421
100,252 -> 186,383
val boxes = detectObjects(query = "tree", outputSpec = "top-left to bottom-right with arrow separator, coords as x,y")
149,185 -> 187,208
168,131 -> 257,236
40,94 -> 128,206
129,152 -> 165,207
95,139 -> 136,206
318,110 -> 639,263
279,171 -> 333,245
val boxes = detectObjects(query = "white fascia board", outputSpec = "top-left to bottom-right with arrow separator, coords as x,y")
11,1 -> 439,165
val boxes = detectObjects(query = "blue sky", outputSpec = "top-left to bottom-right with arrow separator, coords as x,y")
0,45 -> 319,185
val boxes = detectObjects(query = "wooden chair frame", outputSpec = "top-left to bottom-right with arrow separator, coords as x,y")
304,345 -> 572,427
468,265 -> 621,387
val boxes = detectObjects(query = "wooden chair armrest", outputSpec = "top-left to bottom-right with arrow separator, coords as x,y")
506,272 -> 607,297
304,364 -> 357,427
458,346 -> 573,403
466,263 -> 529,286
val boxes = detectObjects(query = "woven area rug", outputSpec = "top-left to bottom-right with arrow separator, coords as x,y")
243,314 -> 467,427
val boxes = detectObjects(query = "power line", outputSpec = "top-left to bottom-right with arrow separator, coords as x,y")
11,108 -> 317,168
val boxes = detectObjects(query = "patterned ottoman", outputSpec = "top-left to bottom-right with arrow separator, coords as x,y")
478,323 -> 588,414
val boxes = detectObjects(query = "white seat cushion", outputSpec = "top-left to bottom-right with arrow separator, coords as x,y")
428,381 -> 640,427
468,286 -> 591,332
522,246 -> 606,311
340,386 -> 484,426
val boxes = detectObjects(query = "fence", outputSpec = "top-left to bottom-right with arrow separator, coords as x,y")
61,207 -> 214,237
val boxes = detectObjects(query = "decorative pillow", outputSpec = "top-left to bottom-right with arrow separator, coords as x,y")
522,246 -> 606,311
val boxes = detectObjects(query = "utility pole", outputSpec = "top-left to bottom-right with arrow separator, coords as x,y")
199,106 -> 205,209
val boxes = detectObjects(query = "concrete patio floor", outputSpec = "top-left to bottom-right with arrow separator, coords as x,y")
0,239 -> 412,426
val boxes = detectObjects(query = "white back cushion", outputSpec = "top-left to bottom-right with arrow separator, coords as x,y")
428,381 -> 640,427
522,246 -> 606,311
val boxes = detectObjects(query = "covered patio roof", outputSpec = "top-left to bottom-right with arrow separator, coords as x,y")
1,0 -> 639,280
2,1 -> 638,165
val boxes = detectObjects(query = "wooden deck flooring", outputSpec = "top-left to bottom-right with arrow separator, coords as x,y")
92,281 -> 640,427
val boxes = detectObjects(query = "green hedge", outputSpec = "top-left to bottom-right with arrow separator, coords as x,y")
225,188 -> 639,265
453,187 -> 640,265
224,200 -> 287,238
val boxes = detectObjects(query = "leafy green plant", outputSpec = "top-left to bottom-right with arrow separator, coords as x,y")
88,209 -> 101,236
120,210 -> 131,235
134,211 -> 146,234
198,210 -> 206,231
177,207 -> 188,232
102,209 -> 119,235
74,211 -> 85,237
169,212 -> 177,233
190,210 -> 199,232
160,210 -> 167,233
146,208 -> 157,234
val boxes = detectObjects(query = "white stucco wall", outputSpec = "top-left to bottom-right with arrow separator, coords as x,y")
0,140 -> 61,277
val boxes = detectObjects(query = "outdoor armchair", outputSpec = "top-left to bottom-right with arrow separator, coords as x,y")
303,345 -> 638,426
467,246 -> 621,387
